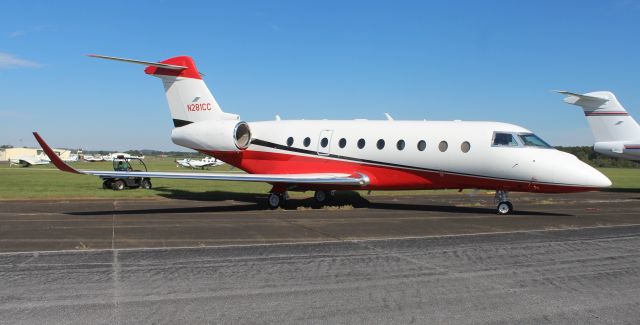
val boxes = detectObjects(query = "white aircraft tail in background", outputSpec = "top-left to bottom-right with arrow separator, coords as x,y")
558,90 -> 640,161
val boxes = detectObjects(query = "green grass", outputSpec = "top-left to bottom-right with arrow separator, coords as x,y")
0,158 -> 269,200
0,159 -> 638,200
598,168 -> 640,189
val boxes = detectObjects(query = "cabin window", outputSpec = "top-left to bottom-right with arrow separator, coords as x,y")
377,139 -> 385,150
397,140 -> 405,151
287,137 -> 294,147
492,132 -> 519,147
358,139 -> 366,149
461,141 -> 470,153
439,141 -> 448,152
320,137 -> 329,148
417,140 -> 426,151
518,133 -> 552,148
303,137 -> 311,147
339,138 -> 347,148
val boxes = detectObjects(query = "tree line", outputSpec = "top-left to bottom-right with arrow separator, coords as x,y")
556,146 -> 639,168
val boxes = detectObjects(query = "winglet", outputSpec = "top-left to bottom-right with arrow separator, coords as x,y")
32,132 -> 81,174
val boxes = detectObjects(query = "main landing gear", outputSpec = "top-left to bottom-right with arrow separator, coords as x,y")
267,190 -> 335,209
495,190 -> 513,215
267,192 -> 289,209
313,190 -> 334,205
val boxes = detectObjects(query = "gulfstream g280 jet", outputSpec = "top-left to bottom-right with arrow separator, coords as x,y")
34,55 -> 611,214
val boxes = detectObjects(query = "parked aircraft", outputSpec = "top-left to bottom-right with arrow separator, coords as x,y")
558,91 -> 640,161
33,55 -> 612,214
82,155 -> 104,162
176,156 -> 225,169
103,153 -> 145,161
9,156 -> 50,167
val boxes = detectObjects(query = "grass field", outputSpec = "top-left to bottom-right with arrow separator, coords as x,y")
0,158 -> 638,200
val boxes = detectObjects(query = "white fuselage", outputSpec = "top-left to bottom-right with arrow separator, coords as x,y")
172,119 -> 611,192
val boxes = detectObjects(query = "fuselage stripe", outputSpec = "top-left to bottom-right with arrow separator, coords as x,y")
584,111 -> 629,116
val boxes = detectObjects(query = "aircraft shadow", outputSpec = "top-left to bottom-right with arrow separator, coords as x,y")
67,188 -> 569,217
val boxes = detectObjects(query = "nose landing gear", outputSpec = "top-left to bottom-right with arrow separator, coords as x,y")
495,190 -> 513,215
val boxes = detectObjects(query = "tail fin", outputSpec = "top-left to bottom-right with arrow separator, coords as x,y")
89,54 -> 239,127
557,90 -> 640,142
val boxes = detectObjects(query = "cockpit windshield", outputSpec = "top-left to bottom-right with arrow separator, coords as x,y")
492,133 -> 519,147
518,133 -> 552,148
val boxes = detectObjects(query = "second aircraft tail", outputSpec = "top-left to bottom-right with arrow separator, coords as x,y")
558,90 -> 640,142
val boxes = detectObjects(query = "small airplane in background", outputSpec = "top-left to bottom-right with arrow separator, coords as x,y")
9,156 -> 50,167
176,156 -> 225,169
558,91 -> 640,161
33,54 -> 612,215
103,153 -> 145,161
82,155 -> 105,162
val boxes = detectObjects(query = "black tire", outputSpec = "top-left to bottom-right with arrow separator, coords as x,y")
314,190 -> 328,204
268,193 -> 281,209
102,179 -> 112,189
111,179 -> 125,191
497,201 -> 513,215
141,178 -> 152,189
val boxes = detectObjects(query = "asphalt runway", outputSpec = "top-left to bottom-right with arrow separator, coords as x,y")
1,191 -> 640,323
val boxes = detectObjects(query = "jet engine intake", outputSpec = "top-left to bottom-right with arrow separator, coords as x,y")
171,120 -> 252,152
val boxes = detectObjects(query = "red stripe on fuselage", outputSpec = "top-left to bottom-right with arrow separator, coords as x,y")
584,111 -> 628,116
200,149 -> 597,193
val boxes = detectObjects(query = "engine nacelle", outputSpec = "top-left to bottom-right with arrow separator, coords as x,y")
171,120 -> 251,152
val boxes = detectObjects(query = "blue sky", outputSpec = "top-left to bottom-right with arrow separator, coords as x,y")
1,0 -> 639,150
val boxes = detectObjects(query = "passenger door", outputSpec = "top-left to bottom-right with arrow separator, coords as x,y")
317,130 -> 333,156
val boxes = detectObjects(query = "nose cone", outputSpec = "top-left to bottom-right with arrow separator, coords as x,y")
538,151 -> 612,190
558,152 -> 612,189
582,164 -> 612,188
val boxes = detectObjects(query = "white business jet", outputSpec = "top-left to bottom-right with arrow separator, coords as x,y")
33,55 -> 611,214
558,90 -> 640,161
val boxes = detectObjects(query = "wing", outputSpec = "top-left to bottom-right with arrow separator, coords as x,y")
33,132 -> 369,186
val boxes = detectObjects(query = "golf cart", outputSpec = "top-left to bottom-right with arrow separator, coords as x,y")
101,155 -> 152,191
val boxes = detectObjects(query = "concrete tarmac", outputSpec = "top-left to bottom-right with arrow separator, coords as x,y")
1,191 -> 640,323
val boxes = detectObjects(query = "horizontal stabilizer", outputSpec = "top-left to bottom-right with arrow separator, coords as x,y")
33,132 -> 369,186
88,54 -> 187,70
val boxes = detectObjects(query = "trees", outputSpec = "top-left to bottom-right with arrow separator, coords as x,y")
556,146 -> 639,168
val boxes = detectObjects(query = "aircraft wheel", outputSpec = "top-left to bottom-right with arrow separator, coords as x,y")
141,178 -> 152,189
268,193 -> 282,209
111,180 -> 125,191
314,190 -> 332,204
497,201 -> 513,215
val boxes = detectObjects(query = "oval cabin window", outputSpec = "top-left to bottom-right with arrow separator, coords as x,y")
358,139 -> 366,149
461,141 -> 470,153
439,141 -> 448,152
417,140 -> 426,151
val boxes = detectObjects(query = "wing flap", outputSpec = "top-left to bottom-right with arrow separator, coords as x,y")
83,170 -> 367,185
